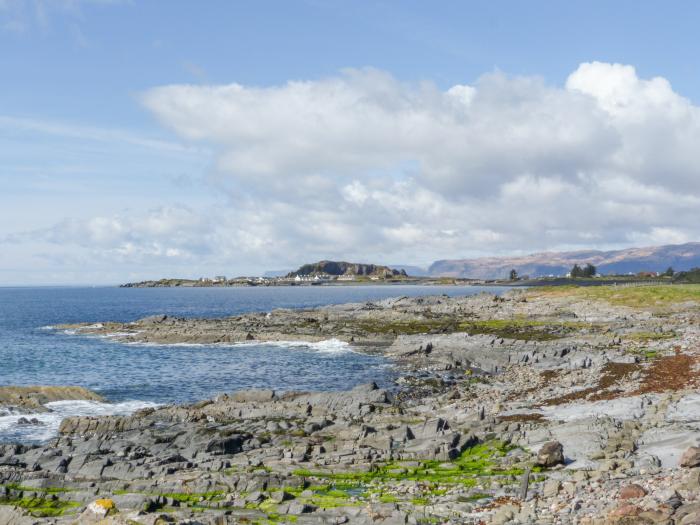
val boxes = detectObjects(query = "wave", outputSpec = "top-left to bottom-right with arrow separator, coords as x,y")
47,323 -> 354,354
0,399 -> 159,443
121,338 -> 354,354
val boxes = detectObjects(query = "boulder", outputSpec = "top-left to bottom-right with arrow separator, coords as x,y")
85,498 -> 116,518
619,484 -> 647,499
536,441 -> 564,467
205,435 -> 244,455
608,504 -> 642,519
680,447 -> 700,468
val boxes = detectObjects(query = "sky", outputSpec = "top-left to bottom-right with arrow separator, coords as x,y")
3,1 -> 700,284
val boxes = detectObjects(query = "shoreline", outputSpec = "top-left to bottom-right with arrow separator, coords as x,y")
2,285 -> 700,523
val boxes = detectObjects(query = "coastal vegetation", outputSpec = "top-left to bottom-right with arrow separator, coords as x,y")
0,493 -> 80,517
528,283 -> 700,308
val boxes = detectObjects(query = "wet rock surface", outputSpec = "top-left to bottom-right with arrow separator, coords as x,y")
4,287 -> 700,523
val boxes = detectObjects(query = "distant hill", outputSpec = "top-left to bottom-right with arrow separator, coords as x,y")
429,242 -> 700,279
287,261 -> 408,278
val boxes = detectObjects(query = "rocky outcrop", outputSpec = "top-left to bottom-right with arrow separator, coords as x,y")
0,386 -> 103,411
287,260 -> 408,278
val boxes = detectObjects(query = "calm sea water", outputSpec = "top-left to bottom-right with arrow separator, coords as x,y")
0,285 -> 504,441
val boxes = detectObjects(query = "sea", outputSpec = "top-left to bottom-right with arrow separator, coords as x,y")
0,285 -> 505,442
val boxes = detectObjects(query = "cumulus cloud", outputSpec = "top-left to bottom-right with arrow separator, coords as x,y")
142,67 -> 623,199
12,62 -> 700,278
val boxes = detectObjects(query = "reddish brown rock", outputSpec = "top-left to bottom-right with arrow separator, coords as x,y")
608,504 -> 642,519
611,504 -> 641,515
619,484 -> 648,499
680,447 -> 700,468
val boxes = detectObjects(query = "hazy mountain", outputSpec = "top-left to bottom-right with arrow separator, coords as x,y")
429,242 -> 700,279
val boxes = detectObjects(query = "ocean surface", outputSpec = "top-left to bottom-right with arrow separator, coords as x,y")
0,285 -> 505,442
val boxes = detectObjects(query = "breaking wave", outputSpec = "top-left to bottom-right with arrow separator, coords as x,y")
0,400 -> 159,443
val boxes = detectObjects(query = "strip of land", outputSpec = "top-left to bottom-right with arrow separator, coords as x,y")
2,285 -> 700,524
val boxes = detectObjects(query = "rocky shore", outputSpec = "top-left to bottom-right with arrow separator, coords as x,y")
3,286 -> 700,524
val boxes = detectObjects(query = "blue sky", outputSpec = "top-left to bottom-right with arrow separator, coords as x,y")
3,1 -> 700,284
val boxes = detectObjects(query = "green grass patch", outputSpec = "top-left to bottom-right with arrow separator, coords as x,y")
457,319 -> 585,341
530,284 -> 700,308
113,489 -> 225,508
293,440 -> 527,488
354,319 -> 456,336
1,484 -> 75,494
0,496 -> 80,517
626,331 -> 676,341
158,490 -> 225,504
353,317 -> 584,341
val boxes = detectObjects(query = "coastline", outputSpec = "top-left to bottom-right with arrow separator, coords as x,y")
2,285 -> 700,523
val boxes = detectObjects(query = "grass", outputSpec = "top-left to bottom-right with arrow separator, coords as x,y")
112,488 -> 225,510
160,490 -> 224,504
293,440 -> 533,489
625,331 -> 676,341
1,484 -> 75,494
249,443 -> 534,523
529,284 -> 700,308
644,350 -> 659,359
0,496 -> 80,517
456,319 -> 586,341
353,318 -> 583,341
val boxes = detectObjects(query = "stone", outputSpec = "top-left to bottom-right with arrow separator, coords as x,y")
680,447 -> 700,468
270,490 -> 295,503
536,441 -> 564,467
287,501 -> 317,514
490,504 -> 518,524
619,484 -> 647,499
680,511 -> 700,525
543,479 -> 561,497
608,504 -> 642,519
86,498 -> 116,518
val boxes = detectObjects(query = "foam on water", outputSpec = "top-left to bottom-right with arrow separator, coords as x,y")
120,338 -> 354,354
235,338 -> 352,354
0,400 -> 159,443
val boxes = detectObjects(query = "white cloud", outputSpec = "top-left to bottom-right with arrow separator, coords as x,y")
8,62 -> 700,281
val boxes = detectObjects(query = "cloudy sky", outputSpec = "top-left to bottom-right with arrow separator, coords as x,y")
3,1 -> 700,285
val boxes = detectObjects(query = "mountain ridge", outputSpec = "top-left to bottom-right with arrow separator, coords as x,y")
428,242 -> 700,279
